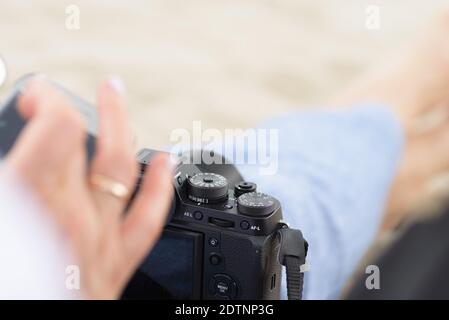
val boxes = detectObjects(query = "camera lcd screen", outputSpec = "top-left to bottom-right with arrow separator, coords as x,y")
122,227 -> 203,300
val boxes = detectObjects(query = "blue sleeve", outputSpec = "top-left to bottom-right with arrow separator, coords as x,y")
232,105 -> 404,299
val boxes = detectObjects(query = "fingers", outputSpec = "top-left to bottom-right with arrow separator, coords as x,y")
5,77 -> 93,241
120,154 -> 174,273
90,77 -> 138,223
7,78 -> 86,185
384,111 -> 449,229
411,120 -> 449,177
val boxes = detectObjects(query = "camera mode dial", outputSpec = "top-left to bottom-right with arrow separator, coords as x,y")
237,192 -> 276,217
187,172 -> 229,204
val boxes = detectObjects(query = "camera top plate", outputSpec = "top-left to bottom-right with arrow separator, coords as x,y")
137,148 -> 284,237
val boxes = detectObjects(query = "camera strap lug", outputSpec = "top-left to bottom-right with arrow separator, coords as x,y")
278,225 -> 308,300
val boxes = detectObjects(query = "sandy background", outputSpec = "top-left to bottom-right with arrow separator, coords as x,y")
0,0 -> 447,149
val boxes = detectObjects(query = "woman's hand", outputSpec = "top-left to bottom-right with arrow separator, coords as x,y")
5,77 -> 174,299
330,10 -> 449,230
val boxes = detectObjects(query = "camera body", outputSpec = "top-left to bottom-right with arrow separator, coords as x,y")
0,76 -> 305,300
122,149 -> 285,300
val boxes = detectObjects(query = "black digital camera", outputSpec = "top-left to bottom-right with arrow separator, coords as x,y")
0,76 -> 307,300
122,149 -> 288,300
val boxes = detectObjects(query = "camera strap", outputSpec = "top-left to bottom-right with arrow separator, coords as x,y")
278,226 -> 308,300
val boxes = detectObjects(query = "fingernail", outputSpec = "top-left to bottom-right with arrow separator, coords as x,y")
107,75 -> 126,95
28,73 -> 47,85
23,74 -> 47,92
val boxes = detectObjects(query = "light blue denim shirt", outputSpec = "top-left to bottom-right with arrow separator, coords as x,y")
232,105 -> 404,299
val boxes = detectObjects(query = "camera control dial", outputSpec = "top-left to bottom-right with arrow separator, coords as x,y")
234,181 -> 257,197
187,172 -> 229,204
237,192 -> 276,217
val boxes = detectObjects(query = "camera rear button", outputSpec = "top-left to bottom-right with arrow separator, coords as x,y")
193,211 -> 203,220
209,253 -> 222,265
240,220 -> 250,230
209,274 -> 238,299
209,237 -> 219,247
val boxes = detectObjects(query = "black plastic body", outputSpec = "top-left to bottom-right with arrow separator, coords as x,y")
122,149 -> 284,300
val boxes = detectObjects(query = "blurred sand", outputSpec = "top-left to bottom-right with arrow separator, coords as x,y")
0,0 -> 447,148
